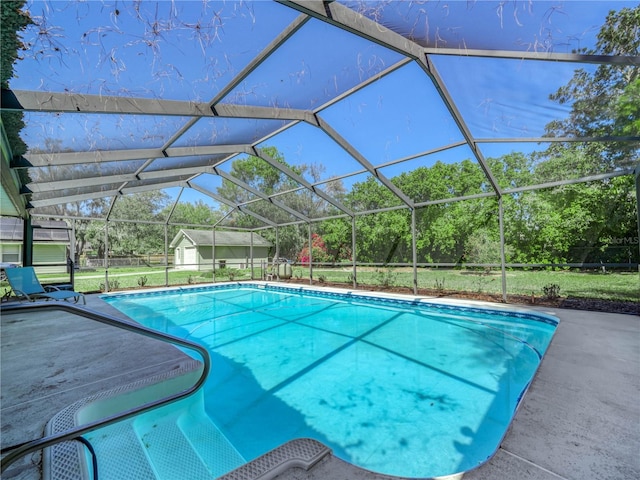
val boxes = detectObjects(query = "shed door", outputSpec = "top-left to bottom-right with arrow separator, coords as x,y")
184,247 -> 197,268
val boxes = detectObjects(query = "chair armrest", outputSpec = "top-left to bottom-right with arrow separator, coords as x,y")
9,289 -> 33,301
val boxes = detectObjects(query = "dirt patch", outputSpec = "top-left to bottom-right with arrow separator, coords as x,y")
281,279 -> 640,315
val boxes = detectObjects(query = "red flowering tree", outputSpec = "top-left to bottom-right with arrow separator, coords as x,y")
297,233 -> 333,266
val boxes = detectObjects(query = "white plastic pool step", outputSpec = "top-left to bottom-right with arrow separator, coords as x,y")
135,414 -> 217,478
44,361 -> 248,480
47,394 -> 331,480
88,420 -> 158,480
134,409 -> 245,479
178,410 -> 246,476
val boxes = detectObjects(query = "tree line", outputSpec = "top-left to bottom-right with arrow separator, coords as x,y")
66,144 -> 636,268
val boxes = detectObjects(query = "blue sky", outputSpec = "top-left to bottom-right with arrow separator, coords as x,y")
13,1 -> 627,211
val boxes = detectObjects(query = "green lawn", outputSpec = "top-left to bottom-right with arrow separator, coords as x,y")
293,266 -> 639,303
3,266 -> 637,303
32,267 -> 262,293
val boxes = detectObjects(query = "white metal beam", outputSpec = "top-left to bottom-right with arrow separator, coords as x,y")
423,47 -> 640,66
503,169 -> 636,194
314,117 -> 414,207
24,162 -> 230,194
5,89 -> 316,123
214,168 -> 311,223
253,147 -> 354,217
28,190 -> 119,208
278,1 -> 425,60
189,182 -> 276,228
24,174 -> 135,193
280,0 -> 503,197
4,90 -> 210,116
16,145 -> 249,168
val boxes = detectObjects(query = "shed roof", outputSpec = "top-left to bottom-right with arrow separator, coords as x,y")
170,229 -> 272,248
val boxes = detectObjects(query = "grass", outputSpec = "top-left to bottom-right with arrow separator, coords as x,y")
295,267 -> 639,303
2,266 -> 637,303
1,267 -> 261,294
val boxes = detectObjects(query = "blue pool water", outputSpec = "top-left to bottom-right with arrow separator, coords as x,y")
97,284 -> 557,478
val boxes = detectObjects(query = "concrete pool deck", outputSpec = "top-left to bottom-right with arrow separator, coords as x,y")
1,292 -> 638,480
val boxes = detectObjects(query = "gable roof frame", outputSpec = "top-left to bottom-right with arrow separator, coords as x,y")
279,0 -> 504,199
0,0 -> 636,229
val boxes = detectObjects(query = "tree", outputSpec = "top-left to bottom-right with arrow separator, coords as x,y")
216,147 -> 301,208
165,200 -> 221,240
544,5 -> 639,168
354,210 -> 410,264
339,176 -> 409,263
1,1 -> 33,158
545,176 -> 636,264
525,5 -> 640,265
464,228 -> 513,269
107,191 -> 169,255
296,233 -> 332,265
396,161 -> 495,264
613,78 -> 640,138
68,200 -> 110,258
318,217 -> 352,263
216,147 -> 346,258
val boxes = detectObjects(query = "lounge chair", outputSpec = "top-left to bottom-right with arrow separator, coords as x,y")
4,266 -> 86,304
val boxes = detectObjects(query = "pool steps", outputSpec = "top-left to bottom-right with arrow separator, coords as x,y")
132,401 -> 246,478
44,361 -> 204,480
45,359 -> 332,479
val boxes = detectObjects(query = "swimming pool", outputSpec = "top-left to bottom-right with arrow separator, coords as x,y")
95,283 -> 557,478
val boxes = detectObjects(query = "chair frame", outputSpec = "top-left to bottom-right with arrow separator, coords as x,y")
4,267 -> 86,305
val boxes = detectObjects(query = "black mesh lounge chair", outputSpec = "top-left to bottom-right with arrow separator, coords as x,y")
5,266 -> 86,304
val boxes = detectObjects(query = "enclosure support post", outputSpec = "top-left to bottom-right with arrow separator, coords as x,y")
164,224 -> 169,287
69,219 -> 76,268
498,197 -> 507,302
412,208 -> 418,295
22,216 -> 33,267
250,232 -> 254,280
104,221 -> 109,292
635,165 -> 639,275
212,228 -> 216,283
69,219 -> 76,288
352,216 -> 357,288
308,223 -> 313,285
275,227 -> 280,281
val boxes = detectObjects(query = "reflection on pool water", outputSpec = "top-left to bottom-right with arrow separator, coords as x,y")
96,283 -> 557,478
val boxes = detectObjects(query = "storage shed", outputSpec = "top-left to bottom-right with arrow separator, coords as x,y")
170,229 -> 271,270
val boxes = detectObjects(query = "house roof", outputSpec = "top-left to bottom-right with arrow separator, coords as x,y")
0,217 -> 70,243
170,229 -> 272,248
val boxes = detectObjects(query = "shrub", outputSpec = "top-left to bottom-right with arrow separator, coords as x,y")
297,233 -> 332,266
376,268 -> 397,288
137,275 -> 148,287
99,279 -> 120,292
542,283 -> 561,300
